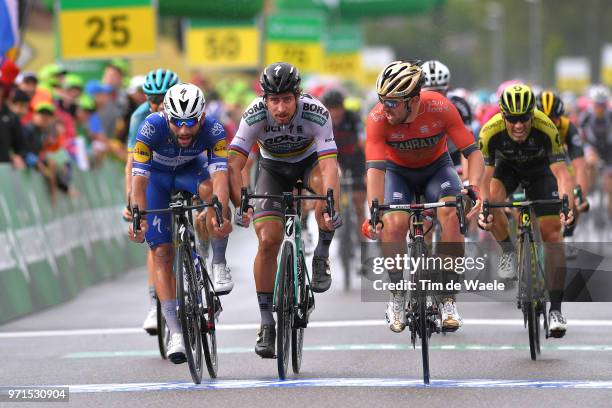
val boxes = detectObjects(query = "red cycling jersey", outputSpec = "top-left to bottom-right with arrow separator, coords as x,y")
366,91 -> 476,169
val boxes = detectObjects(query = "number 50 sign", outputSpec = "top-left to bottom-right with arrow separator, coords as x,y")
58,0 -> 157,59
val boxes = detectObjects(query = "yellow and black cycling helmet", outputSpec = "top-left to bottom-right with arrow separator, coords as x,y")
536,90 -> 565,118
499,83 -> 535,116
376,61 -> 425,99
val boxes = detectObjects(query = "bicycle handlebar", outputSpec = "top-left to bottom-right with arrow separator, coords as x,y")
240,186 -> 335,218
132,195 -> 224,234
482,194 -> 569,221
369,195 -> 467,235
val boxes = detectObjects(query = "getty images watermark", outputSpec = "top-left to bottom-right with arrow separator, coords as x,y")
369,252 -> 506,292
359,241 -> 612,302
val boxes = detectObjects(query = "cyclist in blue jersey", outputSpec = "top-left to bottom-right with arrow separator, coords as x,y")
128,83 -> 232,364
123,68 -> 179,336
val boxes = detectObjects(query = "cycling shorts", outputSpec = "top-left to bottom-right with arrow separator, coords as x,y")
252,153 -> 317,223
145,155 -> 210,248
493,160 -> 560,217
384,154 -> 462,206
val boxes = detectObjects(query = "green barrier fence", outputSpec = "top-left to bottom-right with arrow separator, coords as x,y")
0,162 -> 147,324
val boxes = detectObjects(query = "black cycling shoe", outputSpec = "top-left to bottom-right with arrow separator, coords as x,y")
255,324 -> 276,358
311,256 -> 332,293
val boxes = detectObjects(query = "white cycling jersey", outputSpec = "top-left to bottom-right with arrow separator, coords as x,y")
229,94 -> 338,163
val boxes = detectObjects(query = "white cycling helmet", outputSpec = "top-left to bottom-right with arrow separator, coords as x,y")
163,83 -> 206,120
589,84 -> 610,104
422,60 -> 450,91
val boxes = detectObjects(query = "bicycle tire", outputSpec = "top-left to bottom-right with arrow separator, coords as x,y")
292,254 -> 306,373
176,244 -> 203,384
339,205 -> 353,291
156,298 -> 169,360
276,241 -> 294,380
413,238 -> 430,384
518,236 -> 539,361
200,259 -> 218,378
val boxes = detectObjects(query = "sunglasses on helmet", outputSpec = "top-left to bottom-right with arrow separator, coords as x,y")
170,117 -> 199,128
504,112 -> 533,124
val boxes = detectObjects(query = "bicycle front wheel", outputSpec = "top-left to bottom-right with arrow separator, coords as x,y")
176,245 -> 203,384
292,254 -> 306,373
518,237 -> 540,361
412,238 -> 430,384
201,260 -> 218,378
276,242 -> 294,380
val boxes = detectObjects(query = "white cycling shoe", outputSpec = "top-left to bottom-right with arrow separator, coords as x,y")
440,298 -> 462,331
549,310 -> 567,338
385,292 -> 407,333
167,333 -> 186,364
142,304 -> 157,336
212,263 -> 234,295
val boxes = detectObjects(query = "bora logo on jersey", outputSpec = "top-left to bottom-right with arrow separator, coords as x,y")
133,141 -> 151,163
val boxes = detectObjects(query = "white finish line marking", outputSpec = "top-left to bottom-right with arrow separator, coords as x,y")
33,378 -> 612,392
2,318 -> 612,338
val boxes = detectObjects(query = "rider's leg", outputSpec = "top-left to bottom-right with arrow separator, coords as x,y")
309,164 -> 336,292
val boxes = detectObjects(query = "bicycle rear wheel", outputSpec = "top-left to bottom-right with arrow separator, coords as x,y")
276,242 -> 294,380
200,259 -> 218,378
156,298 -> 169,360
176,245 -> 203,384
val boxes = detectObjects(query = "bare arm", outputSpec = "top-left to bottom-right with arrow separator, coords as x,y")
124,154 -> 133,202
228,153 -> 247,207
550,161 -> 575,211
318,157 -> 340,211
465,150 -> 485,192
571,156 -> 589,195
131,175 -> 148,210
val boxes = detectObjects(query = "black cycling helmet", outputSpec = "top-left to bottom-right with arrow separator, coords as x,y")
536,90 -> 565,118
321,89 -> 345,108
260,62 -> 301,95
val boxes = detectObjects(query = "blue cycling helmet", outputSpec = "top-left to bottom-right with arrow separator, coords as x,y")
143,69 -> 179,95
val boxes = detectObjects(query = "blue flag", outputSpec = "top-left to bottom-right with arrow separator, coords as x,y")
0,0 -> 19,58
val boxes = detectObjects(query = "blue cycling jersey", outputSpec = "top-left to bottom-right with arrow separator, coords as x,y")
127,102 -> 151,151
132,111 -> 228,178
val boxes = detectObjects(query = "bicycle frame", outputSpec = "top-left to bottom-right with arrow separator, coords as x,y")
273,197 -> 305,307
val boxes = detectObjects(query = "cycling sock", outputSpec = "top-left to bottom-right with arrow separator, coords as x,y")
257,292 -> 275,325
148,285 -> 157,307
549,291 -> 563,312
198,239 -> 210,259
501,235 -> 515,253
161,300 -> 181,335
314,229 -> 335,258
211,236 -> 228,265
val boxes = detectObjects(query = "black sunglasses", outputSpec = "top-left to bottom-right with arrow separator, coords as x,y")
147,94 -> 164,105
504,113 -> 533,124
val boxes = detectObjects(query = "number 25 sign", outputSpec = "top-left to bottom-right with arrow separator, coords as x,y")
58,0 -> 157,59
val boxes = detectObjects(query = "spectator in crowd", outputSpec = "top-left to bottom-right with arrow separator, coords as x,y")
117,75 -> 146,145
0,84 -> 25,168
23,101 -> 77,201
8,88 -> 31,118
85,80 -> 117,140
59,73 -> 84,118
74,94 -> 106,168
15,71 -> 38,99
